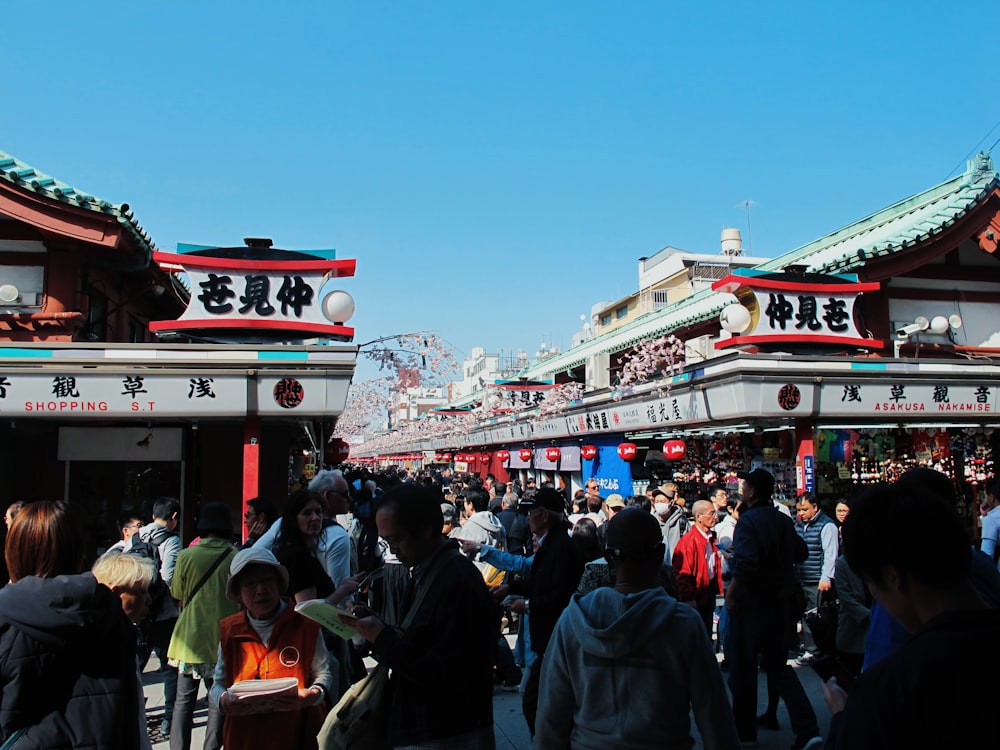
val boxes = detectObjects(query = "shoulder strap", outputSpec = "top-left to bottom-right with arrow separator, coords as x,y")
145,526 -> 173,546
400,545 -> 460,630
0,727 -> 27,750
185,547 -> 233,605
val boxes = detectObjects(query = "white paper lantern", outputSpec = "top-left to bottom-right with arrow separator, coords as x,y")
322,290 -> 356,323
720,303 -> 751,333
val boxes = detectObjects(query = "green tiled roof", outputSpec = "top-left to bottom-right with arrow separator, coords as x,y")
757,152 -> 998,275
522,153 -> 999,380
0,149 -> 157,259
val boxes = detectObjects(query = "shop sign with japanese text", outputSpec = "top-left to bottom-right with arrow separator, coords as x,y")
713,271 -> 882,351
0,373 -> 247,417
820,382 -> 996,416
150,250 -> 355,339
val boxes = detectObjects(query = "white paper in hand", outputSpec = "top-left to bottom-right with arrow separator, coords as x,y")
294,598 -> 360,640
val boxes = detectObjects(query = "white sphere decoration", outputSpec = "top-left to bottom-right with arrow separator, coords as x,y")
720,303 -> 751,333
322,290 -> 356,323
929,315 -> 949,335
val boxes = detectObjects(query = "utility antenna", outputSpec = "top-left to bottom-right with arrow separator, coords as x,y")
735,199 -> 758,255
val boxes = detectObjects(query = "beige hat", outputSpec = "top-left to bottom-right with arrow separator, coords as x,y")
605,494 -> 626,509
225,547 -> 289,601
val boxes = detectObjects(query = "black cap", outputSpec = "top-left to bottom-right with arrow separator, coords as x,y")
196,502 -> 232,534
518,487 -> 565,515
737,468 -> 775,499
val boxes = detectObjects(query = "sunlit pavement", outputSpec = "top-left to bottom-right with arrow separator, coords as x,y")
142,634 -> 831,749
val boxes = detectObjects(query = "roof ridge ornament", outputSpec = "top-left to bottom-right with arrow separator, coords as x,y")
967,151 -> 994,182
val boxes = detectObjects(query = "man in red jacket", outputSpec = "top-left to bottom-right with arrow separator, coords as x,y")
672,499 -> 725,639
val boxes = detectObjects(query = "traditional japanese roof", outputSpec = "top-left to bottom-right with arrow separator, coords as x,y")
0,149 -> 157,258
520,152 -> 999,380
756,152 -> 999,275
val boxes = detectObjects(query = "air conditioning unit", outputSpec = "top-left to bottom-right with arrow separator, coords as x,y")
685,335 -> 714,363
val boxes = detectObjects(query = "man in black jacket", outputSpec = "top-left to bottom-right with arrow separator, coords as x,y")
725,469 -> 821,750
495,492 -> 530,557
495,487 -> 584,736
350,484 -> 499,749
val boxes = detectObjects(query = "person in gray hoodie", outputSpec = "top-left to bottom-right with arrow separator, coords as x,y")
534,507 -> 740,750
454,486 -> 507,569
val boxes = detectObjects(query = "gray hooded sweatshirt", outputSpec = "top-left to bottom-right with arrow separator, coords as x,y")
534,586 -> 740,750
454,510 -> 506,571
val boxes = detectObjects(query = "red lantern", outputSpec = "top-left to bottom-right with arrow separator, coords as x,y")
440,452 -> 452,463
519,448 -> 533,462
663,439 -> 687,460
457,453 -> 468,463
480,452 -> 491,464
580,444 -> 598,461
326,438 -> 350,464
545,446 -> 561,462
496,449 -> 510,462
618,442 -> 638,461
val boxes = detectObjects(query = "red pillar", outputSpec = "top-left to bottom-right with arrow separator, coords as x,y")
242,417 -> 260,543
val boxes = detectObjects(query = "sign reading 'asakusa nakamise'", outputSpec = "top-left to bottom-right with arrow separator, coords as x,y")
713,270 -> 882,351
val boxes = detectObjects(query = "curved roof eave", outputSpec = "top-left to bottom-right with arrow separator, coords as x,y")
756,153 -> 999,276
0,149 -> 157,262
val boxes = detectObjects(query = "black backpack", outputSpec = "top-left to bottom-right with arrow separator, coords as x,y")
125,526 -> 174,629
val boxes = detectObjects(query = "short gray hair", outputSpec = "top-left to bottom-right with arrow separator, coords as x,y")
309,469 -> 347,495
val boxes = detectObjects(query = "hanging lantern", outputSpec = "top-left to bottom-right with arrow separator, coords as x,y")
440,452 -> 452,463
496,449 -> 511,462
545,446 -> 561,462
720,303 -> 752,333
519,448 -> 533,462
663,439 -> 687,460
326,438 -> 350,464
580,444 -> 598,461
618,442 -> 638,461
480,452 -> 491,464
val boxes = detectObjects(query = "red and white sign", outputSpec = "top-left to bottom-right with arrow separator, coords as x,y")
151,250 -> 356,339
712,272 -> 882,350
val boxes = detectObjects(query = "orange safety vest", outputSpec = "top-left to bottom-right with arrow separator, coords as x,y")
219,601 -> 327,750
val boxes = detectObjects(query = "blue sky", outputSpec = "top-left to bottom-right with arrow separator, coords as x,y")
3,2 -> 998,383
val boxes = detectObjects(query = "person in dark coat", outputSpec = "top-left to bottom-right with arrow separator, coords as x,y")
494,487 -> 584,736
0,500 -> 144,748
495,492 -> 530,556
822,480 -> 1000,749
350,484 -> 499,749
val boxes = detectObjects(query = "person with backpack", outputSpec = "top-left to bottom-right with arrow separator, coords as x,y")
167,502 -> 239,750
129,496 -> 181,738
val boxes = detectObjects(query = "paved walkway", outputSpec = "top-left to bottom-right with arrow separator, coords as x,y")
142,635 -> 831,749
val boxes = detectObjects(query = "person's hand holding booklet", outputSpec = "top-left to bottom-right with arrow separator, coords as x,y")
294,598 -> 361,641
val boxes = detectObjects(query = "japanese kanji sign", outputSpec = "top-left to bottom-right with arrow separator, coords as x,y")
149,251 -> 356,338
712,272 -> 882,351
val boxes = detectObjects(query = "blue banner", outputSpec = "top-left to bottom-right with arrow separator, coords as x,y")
583,444 -> 634,496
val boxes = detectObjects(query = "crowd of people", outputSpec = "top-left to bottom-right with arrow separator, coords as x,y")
0,461 -> 998,749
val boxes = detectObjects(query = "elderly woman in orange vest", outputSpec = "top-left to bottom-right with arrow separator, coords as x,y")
211,547 -> 334,750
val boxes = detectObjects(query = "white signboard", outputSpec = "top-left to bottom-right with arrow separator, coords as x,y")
0,372 -> 248,417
